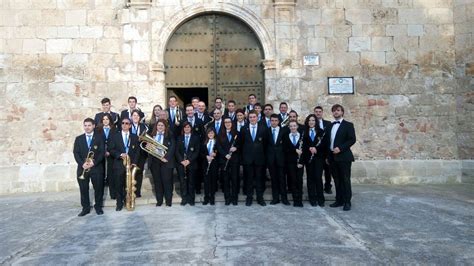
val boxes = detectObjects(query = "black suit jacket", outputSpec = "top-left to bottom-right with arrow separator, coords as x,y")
283,132 -> 304,164
131,122 -> 148,137
194,112 -> 212,124
238,123 -> 267,166
120,109 -> 144,122
149,134 -> 176,168
223,111 -> 237,123
217,131 -> 239,165
73,133 -> 105,177
302,127 -> 327,163
108,131 -> 140,169
266,127 -> 286,166
175,134 -> 200,169
94,112 -> 120,127
327,120 -> 356,162
166,107 -> 184,138
208,120 -> 225,136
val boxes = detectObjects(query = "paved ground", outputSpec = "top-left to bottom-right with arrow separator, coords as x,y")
1,184 -> 473,265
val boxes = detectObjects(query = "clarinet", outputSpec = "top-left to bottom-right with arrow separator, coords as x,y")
296,131 -> 304,167
205,142 -> 216,176
224,135 -> 238,171
183,153 -> 188,180
308,128 -> 326,164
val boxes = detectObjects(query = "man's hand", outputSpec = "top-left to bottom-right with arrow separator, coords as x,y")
160,158 -> 168,163
230,147 -> 237,152
295,149 -> 302,156
297,164 -> 303,169
120,153 -> 127,159
105,151 -> 110,157
333,147 -> 341,154
309,147 -> 317,154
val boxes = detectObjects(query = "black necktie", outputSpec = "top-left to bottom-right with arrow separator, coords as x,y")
333,121 -> 340,124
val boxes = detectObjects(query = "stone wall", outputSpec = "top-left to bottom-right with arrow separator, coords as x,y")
0,0 -> 472,194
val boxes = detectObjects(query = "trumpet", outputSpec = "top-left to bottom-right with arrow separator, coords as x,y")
281,116 -> 290,127
78,151 -> 94,180
176,105 -> 182,125
139,134 -> 168,160
224,135 -> 237,171
203,116 -> 215,131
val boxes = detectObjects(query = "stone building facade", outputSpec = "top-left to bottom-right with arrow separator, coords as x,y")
0,0 -> 472,194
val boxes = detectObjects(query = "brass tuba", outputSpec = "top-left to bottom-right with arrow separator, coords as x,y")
78,151 -> 94,180
124,154 -> 139,211
138,134 -> 168,160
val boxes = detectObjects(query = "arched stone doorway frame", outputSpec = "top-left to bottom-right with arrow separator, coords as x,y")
150,2 -> 276,102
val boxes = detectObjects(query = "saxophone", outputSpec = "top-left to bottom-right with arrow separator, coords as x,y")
78,151 -> 94,180
124,154 -> 140,211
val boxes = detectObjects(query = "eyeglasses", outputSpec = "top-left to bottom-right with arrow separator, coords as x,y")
122,122 -> 130,125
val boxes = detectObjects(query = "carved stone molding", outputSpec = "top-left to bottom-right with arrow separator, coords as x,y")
151,62 -> 165,72
262,59 -> 276,70
127,0 -> 152,9
273,0 -> 297,7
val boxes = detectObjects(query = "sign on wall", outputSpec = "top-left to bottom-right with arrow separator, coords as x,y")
303,54 -> 320,66
328,77 -> 355,94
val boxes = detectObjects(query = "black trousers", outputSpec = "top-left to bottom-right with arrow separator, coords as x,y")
134,153 -> 147,196
78,172 -> 104,210
195,159 -> 204,192
221,162 -> 239,202
104,155 -> 116,199
306,157 -> 325,204
323,161 -> 332,190
287,163 -> 304,202
243,164 -> 264,200
203,160 -> 218,201
114,167 -> 126,207
177,164 -> 196,204
268,163 -> 287,201
150,161 -> 174,205
330,161 -> 352,204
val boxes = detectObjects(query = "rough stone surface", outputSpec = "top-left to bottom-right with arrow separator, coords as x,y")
0,185 -> 473,264
0,0 -> 473,193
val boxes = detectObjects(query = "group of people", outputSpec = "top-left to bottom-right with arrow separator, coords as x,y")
73,94 -> 356,216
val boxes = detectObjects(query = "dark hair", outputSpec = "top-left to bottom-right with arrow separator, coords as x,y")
180,121 -> 192,135
228,100 -> 236,105
270,114 -> 279,119
130,110 -> 141,122
121,117 -> 132,124
304,114 -> 323,136
101,97 -> 111,104
314,106 -> 323,111
236,108 -> 245,115
96,113 -> 116,134
264,104 -> 273,110
248,94 -> 256,98
168,95 -> 177,101
149,104 -> 163,128
128,96 -> 137,102
331,104 -> 344,114
204,127 -> 217,144
83,117 -> 95,125
289,110 -> 298,116
279,102 -> 288,108
185,103 -> 193,109
254,103 -> 262,108
218,117 -> 237,143
215,97 -> 223,102
151,119 -> 170,138
191,97 -> 200,101
248,110 -> 258,116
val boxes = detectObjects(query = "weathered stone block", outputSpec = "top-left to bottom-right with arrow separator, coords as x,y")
79,26 -> 103,38
372,37 -> 393,51
22,39 -> 45,54
72,39 -> 94,53
386,24 -> 407,36
321,8 -> 345,25
65,10 -> 87,26
345,9 -> 372,24
407,24 -> 424,36
57,26 -> 80,38
307,37 -> 326,52
63,54 -> 88,68
96,39 -> 121,54
398,9 -> 427,24
46,39 -> 72,54
349,37 -> 371,51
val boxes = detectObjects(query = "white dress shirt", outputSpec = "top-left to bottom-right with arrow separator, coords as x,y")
330,118 -> 343,151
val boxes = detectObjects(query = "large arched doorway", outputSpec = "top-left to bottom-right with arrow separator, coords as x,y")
164,13 -> 265,107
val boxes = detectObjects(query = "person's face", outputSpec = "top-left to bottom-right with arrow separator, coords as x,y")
264,106 -> 273,117
169,97 -> 177,108
153,106 -> 162,116
270,117 -> 279,127
314,108 -> 323,119
254,106 -> 262,114
248,95 -> 256,105
289,112 -> 297,122
332,107 -> 343,119
213,109 -> 222,120
280,104 -> 288,113
183,125 -> 192,134
192,99 -> 199,108
289,122 -> 298,133
158,111 -> 168,120
237,112 -> 245,122
224,119 -> 232,130
156,122 -> 165,133
208,131 -> 215,139
132,112 -> 140,123
186,107 -> 194,117
249,113 -> 257,124
102,116 -> 110,126
198,102 -> 206,112
102,102 -> 111,112
308,117 -> 316,128
215,99 -> 223,109
227,102 -> 235,112
121,120 -> 131,131
128,99 -> 136,109
84,122 -> 94,134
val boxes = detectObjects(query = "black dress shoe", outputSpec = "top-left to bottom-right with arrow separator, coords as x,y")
78,208 -> 90,217
95,208 -> 104,215
116,205 -> 123,211
309,201 -> 317,207
156,202 -> 162,207
111,196 -> 116,200
196,190 -> 201,195
210,198 -> 215,205
136,193 -> 142,198
180,201 -> 186,206
324,188 -> 332,194
257,199 -> 266,206
245,198 -> 252,206
293,201 -> 303,207
282,199 -> 291,206
225,200 -> 231,206
189,202 -> 195,206
343,203 -> 351,211
270,200 -> 280,205
166,203 -> 172,207
318,201 -> 325,207
232,200 -> 238,206
203,199 -> 209,205
330,202 -> 343,208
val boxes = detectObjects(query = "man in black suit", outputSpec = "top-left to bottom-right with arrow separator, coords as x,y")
278,102 -> 289,126
315,106 -> 333,194
327,104 -> 356,211
195,101 -> 212,125
108,117 -> 140,211
94,97 -> 120,127
208,108 -> 224,136
120,96 -> 145,125
209,97 -> 227,117
243,94 -> 257,116
288,110 -> 305,133
184,104 -> 204,137
73,118 -> 105,216
261,104 -> 273,128
165,95 -> 184,138
223,100 -> 237,123
266,114 -> 289,205
239,110 -> 267,206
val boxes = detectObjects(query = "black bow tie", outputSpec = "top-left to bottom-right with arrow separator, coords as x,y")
333,121 -> 341,124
